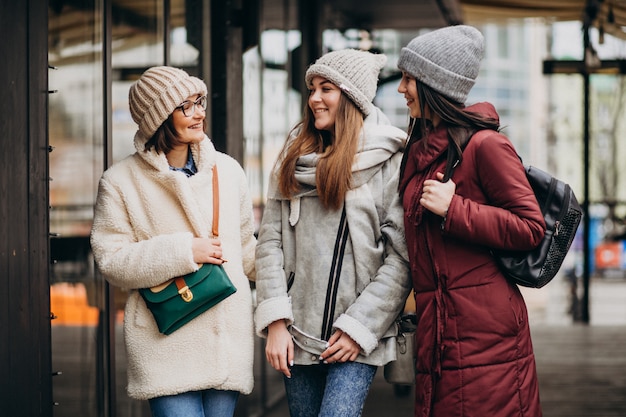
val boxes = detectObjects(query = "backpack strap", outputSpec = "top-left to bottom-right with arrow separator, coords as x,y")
443,129 -> 497,181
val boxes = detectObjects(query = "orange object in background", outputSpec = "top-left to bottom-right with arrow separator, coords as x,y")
595,241 -> 622,269
50,282 -> 100,326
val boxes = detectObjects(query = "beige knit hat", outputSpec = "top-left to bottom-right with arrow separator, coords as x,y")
128,66 -> 208,138
305,49 -> 387,116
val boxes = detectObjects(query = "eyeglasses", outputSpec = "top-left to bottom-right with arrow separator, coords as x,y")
176,95 -> 207,117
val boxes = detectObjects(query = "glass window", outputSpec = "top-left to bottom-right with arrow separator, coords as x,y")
48,1 -> 105,416
496,26 -> 509,58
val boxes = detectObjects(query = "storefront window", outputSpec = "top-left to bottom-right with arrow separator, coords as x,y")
48,1 -> 104,416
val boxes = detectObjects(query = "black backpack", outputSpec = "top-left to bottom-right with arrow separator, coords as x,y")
445,130 -> 583,288
495,164 -> 582,288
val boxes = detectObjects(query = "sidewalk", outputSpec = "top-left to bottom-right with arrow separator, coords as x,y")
532,325 -> 626,417
260,277 -> 626,417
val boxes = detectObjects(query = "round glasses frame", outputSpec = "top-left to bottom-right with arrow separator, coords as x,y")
176,95 -> 207,117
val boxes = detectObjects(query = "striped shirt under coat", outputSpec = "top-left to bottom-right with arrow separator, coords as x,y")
254,107 -> 413,366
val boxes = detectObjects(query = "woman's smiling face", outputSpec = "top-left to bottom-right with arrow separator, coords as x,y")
308,76 -> 342,132
397,71 -> 421,119
172,94 -> 206,144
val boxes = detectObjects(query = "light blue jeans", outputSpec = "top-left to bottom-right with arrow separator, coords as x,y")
148,389 -> 239,417
284,362 -> 377,417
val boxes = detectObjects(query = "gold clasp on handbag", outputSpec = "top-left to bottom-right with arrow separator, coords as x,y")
178,286 -> 193,302
175,278 -> 193,302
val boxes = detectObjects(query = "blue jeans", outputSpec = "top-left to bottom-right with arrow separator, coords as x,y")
284,362 -> 377,417
148,389 -> 239,417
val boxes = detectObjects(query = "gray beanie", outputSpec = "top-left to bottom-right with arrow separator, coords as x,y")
305,49 -> 387,116
397,25 -> 484,104
129,66 -> 208,138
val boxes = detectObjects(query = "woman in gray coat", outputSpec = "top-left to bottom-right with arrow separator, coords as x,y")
254,49 -> 412,417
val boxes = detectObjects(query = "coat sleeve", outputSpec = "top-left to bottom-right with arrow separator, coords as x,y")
335,153 -> 413,355
237,165 -> 257,282
443,132 -> 545,251
254,182 -> 294,337
89,175 -> 198,289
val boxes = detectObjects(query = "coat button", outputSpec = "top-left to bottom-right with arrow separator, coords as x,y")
311,355 -> 317,361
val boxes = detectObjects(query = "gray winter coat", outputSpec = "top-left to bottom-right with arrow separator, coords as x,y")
255,107 -> 412,366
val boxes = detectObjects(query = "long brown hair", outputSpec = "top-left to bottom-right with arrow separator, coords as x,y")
399,79 -> 499,189
276,94 -> 364,210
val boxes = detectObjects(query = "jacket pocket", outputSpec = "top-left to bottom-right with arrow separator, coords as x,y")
127,292 -> 153,329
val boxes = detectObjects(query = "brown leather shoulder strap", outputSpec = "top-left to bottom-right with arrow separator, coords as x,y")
212,164 -> 219,237
212,163 -> 220,237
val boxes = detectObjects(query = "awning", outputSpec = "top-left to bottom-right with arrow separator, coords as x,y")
461,0 -> 626,40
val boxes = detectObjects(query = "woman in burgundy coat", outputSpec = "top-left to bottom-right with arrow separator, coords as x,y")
396,25 -> 545,417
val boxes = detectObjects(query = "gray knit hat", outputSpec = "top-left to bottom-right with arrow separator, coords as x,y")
305,49 -> 387,116
129,66 -> 208,138
397,25 -> 484,104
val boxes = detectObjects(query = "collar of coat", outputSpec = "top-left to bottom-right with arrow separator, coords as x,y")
131,131 -> 217,174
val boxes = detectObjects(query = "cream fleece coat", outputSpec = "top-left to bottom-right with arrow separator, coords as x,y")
90,132 -> 257,400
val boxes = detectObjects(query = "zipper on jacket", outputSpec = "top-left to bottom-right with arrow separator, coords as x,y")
320,207 -> 349,341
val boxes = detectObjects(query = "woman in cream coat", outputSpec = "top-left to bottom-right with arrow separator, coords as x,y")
90,66 -> 256,417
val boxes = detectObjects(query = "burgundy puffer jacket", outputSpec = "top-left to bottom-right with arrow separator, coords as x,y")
401,103 -> 545,417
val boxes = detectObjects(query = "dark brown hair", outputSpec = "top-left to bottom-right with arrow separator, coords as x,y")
144,116 -> 207,154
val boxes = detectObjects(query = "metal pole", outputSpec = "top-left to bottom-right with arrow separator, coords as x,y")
581,69 -> 591,324
581,24 -> 592,323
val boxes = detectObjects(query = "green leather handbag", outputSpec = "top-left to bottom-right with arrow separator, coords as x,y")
139,262 -> 236,335
139,165 -> 236,335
